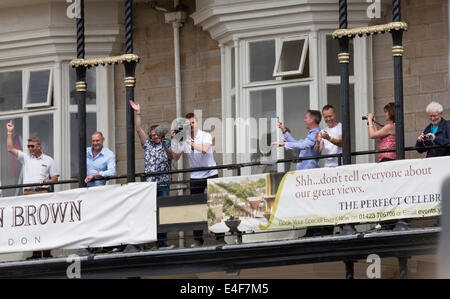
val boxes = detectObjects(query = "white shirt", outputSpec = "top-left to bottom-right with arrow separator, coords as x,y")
17,151 -> 59,187
179,129 -> 218,179
322,122 -> 342,168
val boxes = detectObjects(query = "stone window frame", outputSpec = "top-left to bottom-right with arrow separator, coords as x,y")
221,31 -> 375,176
0,64 -> 57,196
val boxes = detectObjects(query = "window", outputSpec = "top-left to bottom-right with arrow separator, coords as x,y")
29,114 -> 54,158
194,0 -> 375,176
69,67 -> 98,178
327,84 -> 356,163
323,34 -> 356,163
69,67 -> 96,105
221,35 -> 314,175
0,66 -> 56,196
0,68 -> 53,110
282,85 -> 310,171
320,33 -> 373,164
25,69 -> 53,108
249,40 -> 276,82
0,71 -> 22,111
0,118 -> 23,197
249,89 -> 277,174
326,35 -> 354,76
0,62 -> 115,196
221,32 -> 373,176
70,113 -> 97,178
273,37 -> 309,77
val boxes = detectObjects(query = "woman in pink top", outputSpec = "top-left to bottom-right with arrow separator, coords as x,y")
367,103 -> 396,162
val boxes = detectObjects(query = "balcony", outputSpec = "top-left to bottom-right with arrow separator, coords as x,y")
0,145 -> 447,279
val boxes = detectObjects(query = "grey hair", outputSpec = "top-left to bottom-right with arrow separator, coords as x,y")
426,101 -> 443,114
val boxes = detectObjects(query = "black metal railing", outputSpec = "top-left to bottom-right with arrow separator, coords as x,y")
0,143 -> 447,261
1,143 -> 449,192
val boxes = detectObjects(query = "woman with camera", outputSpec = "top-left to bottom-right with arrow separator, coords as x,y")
367,102 -> 396,162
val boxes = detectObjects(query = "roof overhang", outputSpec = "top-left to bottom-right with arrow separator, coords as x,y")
191,0 -> 378,45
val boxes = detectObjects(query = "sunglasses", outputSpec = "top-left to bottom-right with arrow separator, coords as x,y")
27,145 -> 35,149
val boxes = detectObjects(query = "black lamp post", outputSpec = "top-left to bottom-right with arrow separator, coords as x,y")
75,0 -> 87,188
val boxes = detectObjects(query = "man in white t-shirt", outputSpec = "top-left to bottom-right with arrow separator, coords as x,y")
311,105 -> 342,237
6,120 -> 60,259
172,112 -> 218,247
314,105 -> 343,168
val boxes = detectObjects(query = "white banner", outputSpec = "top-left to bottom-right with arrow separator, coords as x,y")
0,182 -> 157,253
263,156 -> 447,230
208,157 -> 449,233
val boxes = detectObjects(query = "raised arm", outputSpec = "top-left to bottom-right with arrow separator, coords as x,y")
129,100 -> 148,145
369,123 -> 395,139
367,114 -> 395,140
6,121 -> 18,158
285,134 -> 316,151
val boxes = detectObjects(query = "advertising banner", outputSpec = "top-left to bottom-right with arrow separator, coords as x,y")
207,157 -> 448,233
0,182 -> 157,253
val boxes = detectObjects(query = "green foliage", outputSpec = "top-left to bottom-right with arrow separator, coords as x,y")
207,208 -> 216,221
215,178 -> 266,201
222,196 -> 234,216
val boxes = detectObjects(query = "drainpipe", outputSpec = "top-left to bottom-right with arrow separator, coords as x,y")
171,22 -> 183,121
165,5 -> 187,184
165,2 -> 187,248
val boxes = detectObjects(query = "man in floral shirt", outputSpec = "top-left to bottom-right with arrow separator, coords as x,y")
130,100 -> 174,249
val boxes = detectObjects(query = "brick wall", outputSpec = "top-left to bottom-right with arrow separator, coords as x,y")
373,0 -> 449,159
114,0 -> 221,178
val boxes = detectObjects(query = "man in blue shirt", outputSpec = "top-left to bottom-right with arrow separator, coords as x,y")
85,131 -> 116,186
273,110 -> 321,170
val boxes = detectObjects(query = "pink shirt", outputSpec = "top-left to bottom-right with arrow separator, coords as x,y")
378,134 -> 396,162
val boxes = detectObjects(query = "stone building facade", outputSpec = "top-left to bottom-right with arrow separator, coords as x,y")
114,0 -> 222,177
373,0 -> 449,160
0,0 -> 448,278
1,0 -> 447,185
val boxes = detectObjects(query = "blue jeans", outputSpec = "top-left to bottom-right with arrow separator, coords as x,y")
157,185 -> 170,246
157,185 -> 170,197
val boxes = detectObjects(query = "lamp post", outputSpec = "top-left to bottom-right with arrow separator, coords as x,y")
75,0 -> 87,188
124,0 -> 136,183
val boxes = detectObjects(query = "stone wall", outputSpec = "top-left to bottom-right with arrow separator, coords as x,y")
373,0 -> 449,159
114,0 -> 221,178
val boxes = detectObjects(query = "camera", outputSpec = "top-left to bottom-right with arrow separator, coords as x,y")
423,134 -> 433,141
173,119 -> 190,135
173,122 -> 185,135
172,119 -> 191,142
362,115 -> 384,127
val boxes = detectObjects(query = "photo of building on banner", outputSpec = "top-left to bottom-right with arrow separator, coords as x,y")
207,173 -> 284,234
207,156 -> 449,234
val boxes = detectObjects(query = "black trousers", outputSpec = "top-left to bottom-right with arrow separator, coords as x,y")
190,174 -> 219,243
